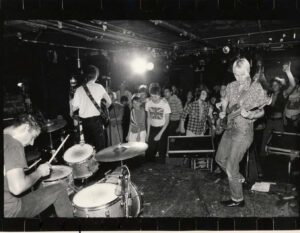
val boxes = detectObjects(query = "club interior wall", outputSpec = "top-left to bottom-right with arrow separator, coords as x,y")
3,39 -> 300,121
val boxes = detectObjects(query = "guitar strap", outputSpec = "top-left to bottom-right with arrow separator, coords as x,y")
82,84 -> 102,115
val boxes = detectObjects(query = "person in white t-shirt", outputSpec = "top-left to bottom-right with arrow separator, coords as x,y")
72,65 -> 111,151
145,83 -> 171,163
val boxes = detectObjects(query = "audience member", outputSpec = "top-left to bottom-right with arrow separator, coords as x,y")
163,86 -> 183,136
284,76 -> 300,133
116,81 -> 132,106
145,83 -> 171,163
121,96 -> 130,142
260,61 -> 296,156
127,95 -> 147,142
138,84 -> 149,108
108,92 -> 124,145
180,88 -> 213,136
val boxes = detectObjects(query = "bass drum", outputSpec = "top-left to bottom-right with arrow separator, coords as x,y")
72,167 -> 142,217
72,183 -> 123,217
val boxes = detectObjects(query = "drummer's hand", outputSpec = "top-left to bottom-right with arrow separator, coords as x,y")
37,163 -> 51,177
154,133 -> 162,141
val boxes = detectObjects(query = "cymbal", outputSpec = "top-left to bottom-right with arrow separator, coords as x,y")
95,142 -> 148,162
44,119 -> 67,133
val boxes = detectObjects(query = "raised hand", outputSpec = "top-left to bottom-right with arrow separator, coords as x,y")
282,61 -> 291,73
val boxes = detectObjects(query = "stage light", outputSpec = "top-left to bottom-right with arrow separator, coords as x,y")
146,62 -> 154,71
293,33 -> 296,39
17,82 -> 23,88
222,46 -> 230,54
131,58 -> 147,74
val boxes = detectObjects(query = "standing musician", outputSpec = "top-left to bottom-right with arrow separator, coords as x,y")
4,114 -> 73,217
71,65 -> 112,152
215,58 -> 269,207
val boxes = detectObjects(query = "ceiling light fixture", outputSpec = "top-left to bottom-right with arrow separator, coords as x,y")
222,46 -> 230,54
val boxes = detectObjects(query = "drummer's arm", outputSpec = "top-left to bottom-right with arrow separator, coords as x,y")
6,168 -> 43,195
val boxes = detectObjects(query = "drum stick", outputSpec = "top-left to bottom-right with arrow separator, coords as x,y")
48,134 -> 70,164
25,158 -> 42,171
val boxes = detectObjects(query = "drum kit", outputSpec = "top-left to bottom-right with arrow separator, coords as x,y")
40,120 -> 148,218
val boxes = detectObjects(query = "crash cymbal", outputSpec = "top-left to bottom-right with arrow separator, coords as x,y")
44,119 -> 67,133
96,142 -> 148,162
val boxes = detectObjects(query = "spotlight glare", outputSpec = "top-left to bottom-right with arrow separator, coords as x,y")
131,58 -> 147,74
17,82 -> 23,88
147,62 -> 154,71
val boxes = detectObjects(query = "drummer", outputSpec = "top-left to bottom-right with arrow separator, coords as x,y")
3,114 -> 73,217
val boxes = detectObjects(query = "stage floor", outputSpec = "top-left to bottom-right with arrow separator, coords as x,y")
42,155 -> 298,218
109,156 -> 298,218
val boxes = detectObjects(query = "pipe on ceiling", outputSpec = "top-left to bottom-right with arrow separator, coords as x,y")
201,27 -> 300,40
21,38 -> 112,52
70,20 -> 172,49
149,20 -> 216,49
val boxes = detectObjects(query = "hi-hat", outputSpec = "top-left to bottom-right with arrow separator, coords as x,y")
44,119 -> 67,133
95,142 -> 148,162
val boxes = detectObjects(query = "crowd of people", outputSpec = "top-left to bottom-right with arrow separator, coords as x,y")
87,60 -> 299,165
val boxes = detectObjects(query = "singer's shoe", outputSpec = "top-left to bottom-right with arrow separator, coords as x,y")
220,199 -> 245,207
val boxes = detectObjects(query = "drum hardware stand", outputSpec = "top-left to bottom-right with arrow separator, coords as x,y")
68,183 -> 80,194
119,165 -> 132,217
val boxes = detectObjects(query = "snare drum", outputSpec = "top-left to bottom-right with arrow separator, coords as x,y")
41,165 -> 74,195
63,144 -> 99,179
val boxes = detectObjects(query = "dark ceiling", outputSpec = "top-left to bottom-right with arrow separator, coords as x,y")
4,20 -> 300,57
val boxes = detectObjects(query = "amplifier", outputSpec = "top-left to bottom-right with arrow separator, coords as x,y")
266,131 -> 300,179
167,135 -> 215,157
266,131 -> 300,157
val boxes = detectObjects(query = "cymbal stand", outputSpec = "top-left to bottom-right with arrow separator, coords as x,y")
121,165 -> 132,217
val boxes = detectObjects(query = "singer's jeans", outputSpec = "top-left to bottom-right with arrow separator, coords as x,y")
15,184 -> 73,218
215,117 -> 253,202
